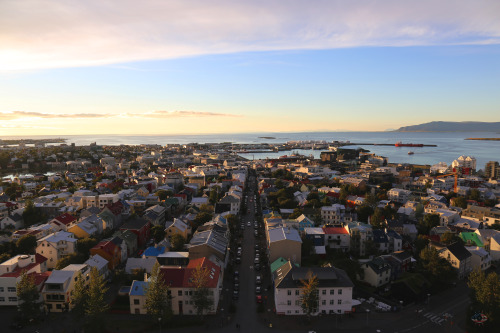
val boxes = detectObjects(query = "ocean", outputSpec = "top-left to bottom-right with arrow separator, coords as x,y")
2,132 -> 500,170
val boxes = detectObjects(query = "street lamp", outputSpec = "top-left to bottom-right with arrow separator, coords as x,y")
158,317 -> 162,333
366,309 -> 370,326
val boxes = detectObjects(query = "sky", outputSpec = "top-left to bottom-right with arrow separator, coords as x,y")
1,0 -> 500,136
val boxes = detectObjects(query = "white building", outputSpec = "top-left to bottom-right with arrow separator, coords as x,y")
36,231 -> 78,269
273,263 -> 354,315
387,188 -> 411,204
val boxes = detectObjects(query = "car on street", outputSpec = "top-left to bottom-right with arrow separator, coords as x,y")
255,263 -> 261,271
235,256 -> 241,264
256,275 -> 261,285
255,286 -> 261,294
256,295 -> 263,303
254,230 -> 258,237
234,283 -> 239,291
233,290 -> 239,300
247,222 -> 251,227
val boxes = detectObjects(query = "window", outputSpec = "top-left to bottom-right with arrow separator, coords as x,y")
295,290 -> 300,296
184,291 -> 188,296
287,290 -> 291,295
322,290 -> 326,295
8,297 -> 17,302
330,300 -> 334,305
134,299 -> 140,305
338,289 -> 342,295
322,300 -> 326,305
178,290 -> 182,296
338,300 -> 342,305
287,300 -> 291,306
295,300 -> 300,306
56,304 -> 62,309
7,287 -> 16,293
0,297 -> 4,302
295,310 -> 299,314
0,287 -> 4,292
330,289 -> 334,295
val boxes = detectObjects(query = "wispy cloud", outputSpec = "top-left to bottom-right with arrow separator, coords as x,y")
0,110 -> 240,120
1,0 -> 499,71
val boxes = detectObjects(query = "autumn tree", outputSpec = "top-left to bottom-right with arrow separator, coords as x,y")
467,268 -> 500,330
190,264 -> 213,317
145,263 -> 172,321
16,272 -> 41,320
300,271 -> 319,319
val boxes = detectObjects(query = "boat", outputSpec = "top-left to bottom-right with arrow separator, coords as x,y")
395,141 -> 424,147
408,151 -> 414,155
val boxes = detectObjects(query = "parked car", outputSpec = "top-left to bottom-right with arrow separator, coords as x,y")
233,290 -> 239,300
256,275 -> 261,285
256,295 -> 263,303
255,286 -> 261,294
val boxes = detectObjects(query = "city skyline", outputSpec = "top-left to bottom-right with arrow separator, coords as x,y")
1,0 -> 500,135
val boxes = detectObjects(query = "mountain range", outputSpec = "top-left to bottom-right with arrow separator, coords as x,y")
395,121 -> 500,132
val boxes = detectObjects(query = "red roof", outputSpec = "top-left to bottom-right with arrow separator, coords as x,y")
322,226 -> 349,235
160,257 -> 221,289
53,213 -> 77,225
92,240 -> 118,254
35,253 -> 48,264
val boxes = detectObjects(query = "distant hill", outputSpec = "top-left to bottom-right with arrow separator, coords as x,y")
395,121 -> 500,132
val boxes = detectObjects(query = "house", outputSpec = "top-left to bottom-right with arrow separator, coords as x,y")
90,237 -> 123,270
385,229 -> 403,253
217,194 -> 240,215
114,230 -> 138,257
129,257 -> 223,315
0,254 -> 49,307
321,204 -> 354,224
434,209 -> 460,227
187,228 -> 228,264
84,254 -> 110,279
344,222 -> 373,256
303,227 -> 326,255
43,264 -> 91,312
143,205 -> 166,226
322,226 -> 350,252
466,247 -> 491,271
156,252 -> 190,266
99,200 -> 125,230
380,251 -> 413,280
36,231 -> 78,269
274,264 -> 354,315
435,242 -> 472,279
372,229 -> 390,253
358,257 -> 392,287
49,213 -> 77,232
0,213 -> 23,230
68,215 -> 104,238
387,188 -> 411,204
268,227 -> 302,265
191,197 -> 208,208
459,232 -> 484,247
125,257 -> 158,274
474,229 -> 500,261
120,217 -> 151,248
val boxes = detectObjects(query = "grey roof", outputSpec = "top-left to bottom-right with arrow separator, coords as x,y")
447,242 -> 472,261
268,227 -> 302,243
188,229 -> 228,255
367,257 -> 391,274
372,229 -> 389,243
274,266 -> 354,289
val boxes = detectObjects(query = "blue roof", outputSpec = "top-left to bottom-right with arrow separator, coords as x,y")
129,280 -> 148,296
144,246 -> 165,257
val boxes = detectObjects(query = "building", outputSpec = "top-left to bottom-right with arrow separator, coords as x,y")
268,227 -> 302,265
387,188 -> 411,204
358,257 -> 392,287
120,217 -> 151,248
36,231 -> 78,269
273,263 -> 354,315
322,226 -> 350,252
436,242 -> 472,279
485,161 -> 500,179
0,254 -> 49,307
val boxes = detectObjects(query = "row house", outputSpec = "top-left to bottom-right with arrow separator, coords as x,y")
274,263 -> 354,315
36,231 -> 77,269
90,236 -> 126,270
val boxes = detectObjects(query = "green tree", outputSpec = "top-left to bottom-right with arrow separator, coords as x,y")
76,238 -> 98,259
356,205 -> 374,223
155,190 -> 173,201
22,200 -> 40,227
170,234 -> 186,251
452,196 -> 468,209
208,186 -> 221,205
85,267 -> 109,331
415,203 -> 425,221
16,235 -> 37,254
225,214 -> 238,234
145,263 -> 172,321
55,252 -> 84,270
70,271 -> 88,318
151,225 -> 166,243
289,208 -> 303,219
189,264 -> 213,317
419,247 -> 456,285
199,204 -> 214,214
194,212 -> 212,227
16,272 -> 41,320
467,268 -> 500,329
414,235 -> 429,255
469,189 -> 481,202
300,271 -> 319,319
418,214 -> 440,234
440,232 -> 463,245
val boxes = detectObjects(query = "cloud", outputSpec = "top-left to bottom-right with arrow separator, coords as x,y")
0,110 -> 240,120
1,0 -> 499,71
142,110 -> 242,118
0,111 -> 110,120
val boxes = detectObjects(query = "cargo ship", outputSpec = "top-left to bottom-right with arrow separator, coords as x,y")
395,141 -> 424,147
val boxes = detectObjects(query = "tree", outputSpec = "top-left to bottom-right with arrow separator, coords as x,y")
22,200 -> 40,227
452,196 -> 468,209
55,252 -> 84,270
194,212 -> 212,227
151,225 -> 166,243
419,247 -> 456,285
85,267 -> 109,331
189,264 -> 213,317
418,214 -> 440,235
155,190 -> 173,201
289,208 -> 303,219
469,189 -> 481,202
440,232 -> 463,245
70,271 -> 88,318
225,214 -> 238,234
76,238 -> 98,259
208,186 -> 221,204
467,269 -> 500,328
199,204 -> 214,214
16,235 -> 37,254
145,263 -> 172,321
170,234 -> 186,251
356,205 -> 374,223
300,271 -> 319,319
16,272 -> 41,320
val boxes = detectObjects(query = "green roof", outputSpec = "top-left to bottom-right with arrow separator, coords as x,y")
270,257 -> 299,273
459,232 -> 484,247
